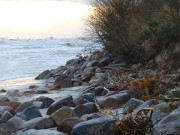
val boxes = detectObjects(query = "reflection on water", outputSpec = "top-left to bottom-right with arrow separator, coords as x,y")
0,77 -> 42,90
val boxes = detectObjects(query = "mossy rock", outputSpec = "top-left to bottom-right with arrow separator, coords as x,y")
48,84 -> 61,90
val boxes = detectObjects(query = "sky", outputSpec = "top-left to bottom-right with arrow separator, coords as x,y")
0,0 -> 92,39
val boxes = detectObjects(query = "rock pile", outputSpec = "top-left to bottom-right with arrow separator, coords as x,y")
0,51 -> 179,135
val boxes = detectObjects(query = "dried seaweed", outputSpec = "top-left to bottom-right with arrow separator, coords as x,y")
116,108 -> 154,135
95,99 -> 154,135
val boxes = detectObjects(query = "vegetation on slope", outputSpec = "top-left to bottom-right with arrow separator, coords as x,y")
86,0 -> 180,65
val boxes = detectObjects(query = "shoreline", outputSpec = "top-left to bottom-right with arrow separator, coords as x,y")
0,77 -> 42,91
0,50 -> 180,135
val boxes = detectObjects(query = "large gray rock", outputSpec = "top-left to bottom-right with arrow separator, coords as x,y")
99,93 -> 131,109
86,60 -> 99,67
0,106 -> 16,116
51,106 -> 76,126
40,97 -> 55,109
35,70 -> 51,80
84,67 -> 95,73
18,129 -> 68,135
94,86 -> 104,96
54,76 -> 72,88
0,111 -> 13,123
20,106 -> 42,121
8,116 -> 25,130
16,102 -> 33,113
97,56 -> 112,67
95,73 -> 105,79
71,116 -> 119,135
35,90 -> 48,94
133,99 -> 157,115
108,92 -> 131,103
57,117 -> 83,134
83,102 -> 98,113
82,87 -> 96,94
0,121 -> 16,133
153,110 -> 180,135
73,104 -> 90,118
152,103 -> 170,125
99,97 -> 120,109
47,95 -> 74,115
19,117 -> 55,130
123,98 -> 144,114
81,113 -> 104,121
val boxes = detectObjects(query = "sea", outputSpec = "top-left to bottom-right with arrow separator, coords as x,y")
0,38 -> 100,90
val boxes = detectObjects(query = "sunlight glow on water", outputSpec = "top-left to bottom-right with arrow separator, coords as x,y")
0,77 -> 41,90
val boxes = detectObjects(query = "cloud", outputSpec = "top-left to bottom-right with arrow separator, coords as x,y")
3,0 -> 90,3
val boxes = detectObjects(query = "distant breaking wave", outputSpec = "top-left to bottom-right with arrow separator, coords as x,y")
0,38 -> 101,81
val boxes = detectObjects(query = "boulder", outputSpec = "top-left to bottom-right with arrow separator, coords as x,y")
35,90 -> 48,94
0,101 -> 20,110
29,85 -> 39,89
84,67 -> 95,73
35,96 -> 46,102
0,89 -> 6,93
133,99 -> 157,115
82,87 -> 96,94
99,93 -> 131,109
95,68 -> 102,73
123,98 -> 144,114
54,76 -> 72,88
127,88 -> 142,99
99,97 -> 120,109
74,95 -> 88,106
6,91 -> 20,98
81,113 -> 103,121
94,86 -> 104,96
57,117 -> 83,134
19,117 -> 55,130
73,104 -> 90,118
0,111 -> 13,123
0,121 -> 16,133
108,92 -> 130,103
0,106 -> 16,116
40,97 -> 55,109
84,102 -> 98,113
101,89 -> 108,96
16,102 -> 33,113
86,60 -> 99,67
0,97 -> 10,104
20,106 -> 42,121
97,56 -> 112,67
95,73 -> 105,79
152,103 -> 170,125
82,94 -> 95,103
80,72 -> 93,82
18,129 -> 68,135
153,110 -> 180,135
21,90 -> 35,96
8,116 -> 25,130
33,101 -> 42,108
47,95 -> 74,115
51,106 -> 76,125
35,70 -> 51,80
8,102 -> 21,110
71,116 -> 119,135
88,79 -> 102,85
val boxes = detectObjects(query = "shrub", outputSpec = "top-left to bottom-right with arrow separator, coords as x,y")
86,0 -> 180,63
86,0 -> 141,56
